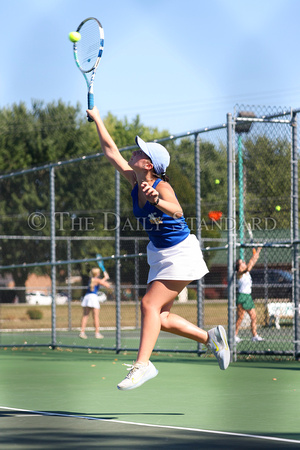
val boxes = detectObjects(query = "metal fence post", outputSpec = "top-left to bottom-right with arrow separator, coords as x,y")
115,170 -> 121,353
50,166 -> 56,348
291,111 -> 299,359
67,238 -> 72,331
237,135 -> 245,260
227,113 -> 235,361
194,132 -> 204,354
134,239 -> 140,329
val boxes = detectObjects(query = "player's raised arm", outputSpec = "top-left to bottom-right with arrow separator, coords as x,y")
247,247 -> 262,272
87,107 -> 136,187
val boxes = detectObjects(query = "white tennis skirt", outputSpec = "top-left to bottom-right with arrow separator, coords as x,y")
81,293 -> 100,309
147,233 -> 209,284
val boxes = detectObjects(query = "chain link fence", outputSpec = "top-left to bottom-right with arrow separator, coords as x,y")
231,105 -> 299,359
0,105 -> 299,360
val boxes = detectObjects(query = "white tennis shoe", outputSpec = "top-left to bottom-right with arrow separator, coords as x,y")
252,334 -> 264,342
79,332 -> 87,339
95,333 -> 104,339
208,325 -> 230,370
117,361 -> 158,391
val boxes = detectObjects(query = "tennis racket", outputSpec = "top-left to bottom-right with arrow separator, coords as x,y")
96,254 -> 109,279
246,222 -> 256,255
73,17 -> 104,121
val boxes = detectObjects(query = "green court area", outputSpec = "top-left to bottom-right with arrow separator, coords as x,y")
0,347 -> 299,449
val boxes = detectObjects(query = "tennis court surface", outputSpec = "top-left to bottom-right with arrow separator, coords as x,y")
0,347 -> 299,449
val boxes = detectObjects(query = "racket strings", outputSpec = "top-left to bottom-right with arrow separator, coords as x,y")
77,20 -> 103,72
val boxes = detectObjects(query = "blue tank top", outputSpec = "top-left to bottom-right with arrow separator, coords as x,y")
87,278 -> 99,294
131,179 -> 190,248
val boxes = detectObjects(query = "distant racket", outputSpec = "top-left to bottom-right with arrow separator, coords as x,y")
96,254 -> 109,279
73,17 -> 104,121
96,253 -> 106,272
246,222 -> 256,255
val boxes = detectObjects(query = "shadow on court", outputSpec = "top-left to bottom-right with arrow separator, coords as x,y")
32,410 -> 184,417
1,410 -> 300,449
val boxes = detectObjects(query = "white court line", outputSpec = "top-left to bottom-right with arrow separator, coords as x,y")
1,406 -> 300,445
14,414 -> 41,417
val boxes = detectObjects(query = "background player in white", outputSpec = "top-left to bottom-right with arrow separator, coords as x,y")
235,247 -> 264,343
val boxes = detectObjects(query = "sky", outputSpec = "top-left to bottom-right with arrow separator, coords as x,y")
2,0 -> 300,135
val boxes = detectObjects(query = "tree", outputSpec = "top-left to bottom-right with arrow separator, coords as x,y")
242,135 -> 291,230
0,101 -> 227,295
0,101 -> 93,299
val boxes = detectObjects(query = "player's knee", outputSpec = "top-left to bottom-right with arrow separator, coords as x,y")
238,310 -> 245,320
140,295 -> 153,315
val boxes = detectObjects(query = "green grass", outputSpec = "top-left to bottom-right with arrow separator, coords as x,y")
0,302 -> 295,357
0,301 -> 231,330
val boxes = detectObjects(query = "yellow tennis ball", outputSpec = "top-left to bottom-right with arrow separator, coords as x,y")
215,179 -> 220,185
275,205 -> 281,211
69,31 -> 81,43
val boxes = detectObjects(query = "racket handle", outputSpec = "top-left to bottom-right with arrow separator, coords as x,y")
87,93 -> 94,122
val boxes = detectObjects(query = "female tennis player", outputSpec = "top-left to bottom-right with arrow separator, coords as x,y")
235,247 -> 264,343
87,106 -> 230,390
80,267 -> 110,339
